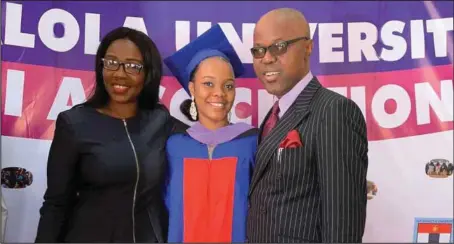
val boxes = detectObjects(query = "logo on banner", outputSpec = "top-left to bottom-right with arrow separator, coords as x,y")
425,159 -> 453,178
1,167 -> 33,189
413,218 -> 453,243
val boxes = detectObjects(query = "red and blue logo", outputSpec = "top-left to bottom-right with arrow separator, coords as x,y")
413,218 -> 453,243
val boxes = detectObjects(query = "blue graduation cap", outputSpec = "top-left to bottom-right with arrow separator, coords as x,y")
164,24 -> 244,95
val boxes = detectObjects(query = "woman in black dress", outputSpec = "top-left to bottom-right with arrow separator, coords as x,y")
35,27 -> 186,243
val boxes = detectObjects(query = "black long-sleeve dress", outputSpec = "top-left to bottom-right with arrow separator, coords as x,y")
35,104 -> 187,243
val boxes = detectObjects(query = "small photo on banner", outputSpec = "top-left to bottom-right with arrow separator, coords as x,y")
413,218 -> 453,243
1,167 -> 33,189
425,159 -> 453,178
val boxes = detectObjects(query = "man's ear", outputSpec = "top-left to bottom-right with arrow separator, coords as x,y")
306,39 -> 313,57
188,81 -> 195,98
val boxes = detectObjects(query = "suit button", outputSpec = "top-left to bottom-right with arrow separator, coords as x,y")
276,172 -> 282,179
260,205 -> 266,213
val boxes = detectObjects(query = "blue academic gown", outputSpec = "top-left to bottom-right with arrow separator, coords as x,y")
164,122 -> 258,243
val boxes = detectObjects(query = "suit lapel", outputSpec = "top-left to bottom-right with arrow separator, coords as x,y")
249,77 -> 322,195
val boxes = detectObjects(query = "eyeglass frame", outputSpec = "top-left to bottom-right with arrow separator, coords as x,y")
101,58 -> 144,75
250,36 -> 310,59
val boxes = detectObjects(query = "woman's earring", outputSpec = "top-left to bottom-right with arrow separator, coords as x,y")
228,111 -> 232,123
190,96 -> 197,120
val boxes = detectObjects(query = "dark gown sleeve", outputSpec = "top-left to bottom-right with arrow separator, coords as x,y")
35,112 -> 79,243
154,103 -> 189,135
169,116 -> 189,134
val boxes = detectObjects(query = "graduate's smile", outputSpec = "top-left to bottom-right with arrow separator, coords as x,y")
208,101 -> 226,108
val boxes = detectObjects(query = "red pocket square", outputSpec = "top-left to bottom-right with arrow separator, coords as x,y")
279,130 -> 303,148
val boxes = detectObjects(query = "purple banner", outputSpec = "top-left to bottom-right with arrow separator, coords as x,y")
1,1 -> 453,77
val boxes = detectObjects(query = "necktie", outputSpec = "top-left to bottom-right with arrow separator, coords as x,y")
261,101 -> 280,138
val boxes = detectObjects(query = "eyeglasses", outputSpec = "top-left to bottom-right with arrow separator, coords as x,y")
101,58 -> 144,75
250,37 -> 310,59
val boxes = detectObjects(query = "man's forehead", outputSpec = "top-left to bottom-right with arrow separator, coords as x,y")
253,22 -> 301,45
254,8 -> 309,42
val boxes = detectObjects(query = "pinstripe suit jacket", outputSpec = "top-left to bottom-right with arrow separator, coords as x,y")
246,77 -> 368,243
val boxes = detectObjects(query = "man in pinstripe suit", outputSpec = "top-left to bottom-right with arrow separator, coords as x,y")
246,8 -> 369,243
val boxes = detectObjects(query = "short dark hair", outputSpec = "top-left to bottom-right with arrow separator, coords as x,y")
180,66 -> 199,121
84,27 -> 162,110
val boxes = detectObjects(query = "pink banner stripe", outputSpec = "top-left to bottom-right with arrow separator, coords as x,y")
2,61 -> 453,141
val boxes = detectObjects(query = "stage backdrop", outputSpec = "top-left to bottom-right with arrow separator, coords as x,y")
1,1 -> 453,243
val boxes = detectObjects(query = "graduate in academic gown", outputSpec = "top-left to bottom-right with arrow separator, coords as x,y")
163,24 -> 258,243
